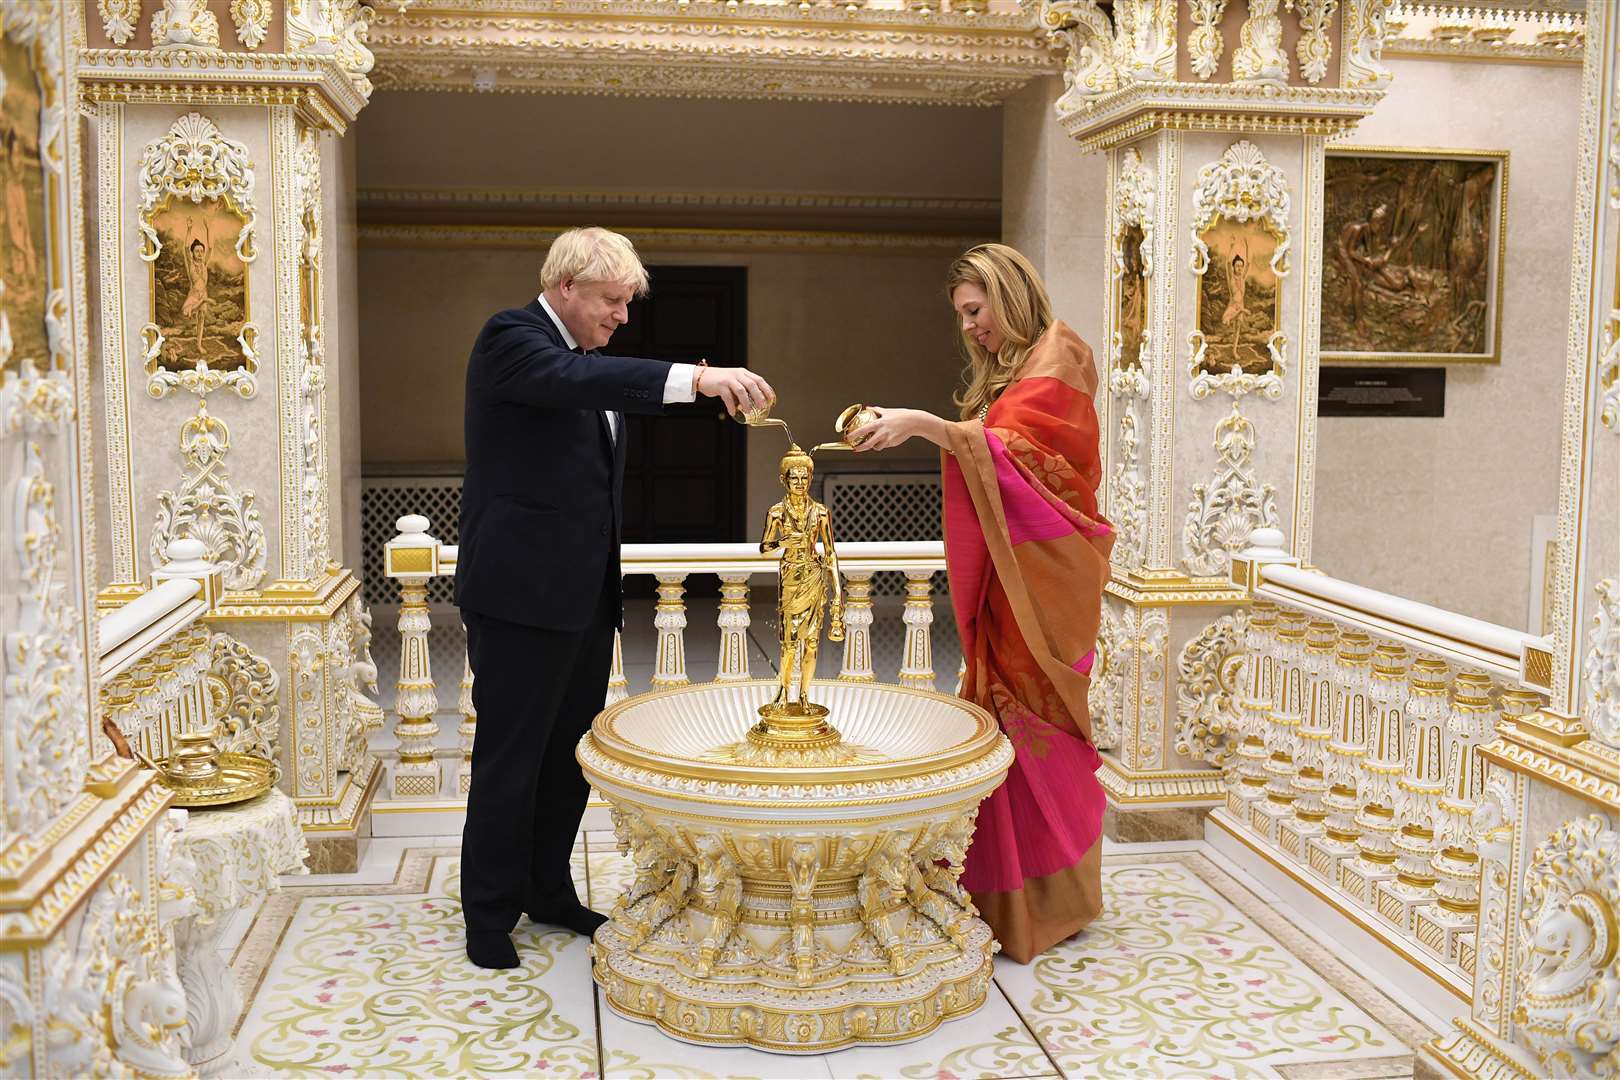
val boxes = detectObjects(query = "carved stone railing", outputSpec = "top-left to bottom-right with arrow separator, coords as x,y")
1214,528 -> 1548,1003
382,514 -> 949,800
98,540 -> 223,765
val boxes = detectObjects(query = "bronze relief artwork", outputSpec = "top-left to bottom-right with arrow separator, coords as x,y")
1116,223 -> 1146,369
1195,218 -> 1282,375
150,196 -> 250,372
0,32 -> 49,377
1323,149 -> 1505,363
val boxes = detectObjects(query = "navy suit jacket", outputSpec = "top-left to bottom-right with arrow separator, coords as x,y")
455,300 -> 672,630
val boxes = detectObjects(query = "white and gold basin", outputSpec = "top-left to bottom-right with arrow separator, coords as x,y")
577,678 -> 1012,1053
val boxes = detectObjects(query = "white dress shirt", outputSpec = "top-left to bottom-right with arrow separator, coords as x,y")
537,294 -> 696,445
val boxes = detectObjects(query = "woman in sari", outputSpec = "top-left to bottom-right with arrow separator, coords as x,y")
851,242 -> 1112,962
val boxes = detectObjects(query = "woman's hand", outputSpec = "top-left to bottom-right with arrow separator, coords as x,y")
851,407 -> 948,451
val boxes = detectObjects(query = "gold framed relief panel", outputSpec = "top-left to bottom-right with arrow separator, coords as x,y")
137,113 -> 261,400
0,6 -> 67,383
1187,140 -> 1290,401
1321,147 -> 1508,365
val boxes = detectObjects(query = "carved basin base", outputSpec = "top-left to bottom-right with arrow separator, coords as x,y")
578,680 -> 1014,1053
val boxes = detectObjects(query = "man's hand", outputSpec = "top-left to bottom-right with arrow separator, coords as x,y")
696,366 -> 775,417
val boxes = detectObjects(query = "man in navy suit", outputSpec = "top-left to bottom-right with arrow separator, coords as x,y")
455,227 -> 773,968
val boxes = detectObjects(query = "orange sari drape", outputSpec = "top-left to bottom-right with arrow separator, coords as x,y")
941,321 -> 1113,962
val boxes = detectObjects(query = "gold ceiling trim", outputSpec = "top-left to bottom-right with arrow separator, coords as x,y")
357,186 -> 1001,216
358,222 -> 991,255
76,49 -> 366,131
364,0 -> 1055,103
1058,83 -> 1386,152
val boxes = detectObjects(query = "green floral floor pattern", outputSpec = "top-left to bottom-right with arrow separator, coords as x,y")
234,842 -> 1431,1079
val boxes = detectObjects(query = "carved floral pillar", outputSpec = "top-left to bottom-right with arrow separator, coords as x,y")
1040,0 -> 1397,837
1426,1 -> 1620,1074
0,4 -> 192,1072
80,0 -> 380,868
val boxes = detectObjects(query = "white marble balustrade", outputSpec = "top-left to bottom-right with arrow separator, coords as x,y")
380,514 -> 950,803
1215,529 -> 1549,1001
96,539 -> 309,1074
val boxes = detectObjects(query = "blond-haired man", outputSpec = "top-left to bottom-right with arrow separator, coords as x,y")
455,227 -> 772,968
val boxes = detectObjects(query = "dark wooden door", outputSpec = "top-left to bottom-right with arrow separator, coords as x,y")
613,267 -> 747,593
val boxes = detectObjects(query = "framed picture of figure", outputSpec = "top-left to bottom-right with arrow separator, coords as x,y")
148,196 -> 252,372
1116,222 -> 1147,369
0,24 -> 53,378
1193,217 -> 1283,376
1322,147 -> 1508,365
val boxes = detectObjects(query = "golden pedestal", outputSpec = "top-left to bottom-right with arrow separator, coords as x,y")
578,680 -> 1012,1053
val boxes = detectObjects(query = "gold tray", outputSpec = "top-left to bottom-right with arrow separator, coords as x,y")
151,752 -> 276,808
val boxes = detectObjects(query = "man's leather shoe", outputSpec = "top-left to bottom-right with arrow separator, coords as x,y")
466,931 -> 519,969
527,902 -> 608,937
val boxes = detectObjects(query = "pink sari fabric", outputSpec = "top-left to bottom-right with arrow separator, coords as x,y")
941,321 -> 1111,963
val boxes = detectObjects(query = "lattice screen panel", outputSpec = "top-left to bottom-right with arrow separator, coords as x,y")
361,476 -> 463,607
821,471 -> 946,597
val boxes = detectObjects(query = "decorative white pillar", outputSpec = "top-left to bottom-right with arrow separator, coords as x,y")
716,573 -> 752,681
606,630 -> 629,704
898,570 -> 936,690
1282,619 -> 1339,859
1378,657 -> 1449,931
1342,642 -> 1409,907
1038,0 -> 1397,836
839,571 -> 876,682
652,573 -> 690,689
1414,671 -> 1497,965
80,2 -> 381,863
385,514 -> 441,799
1311,630 -> 1374,883
457,649 -> 476,797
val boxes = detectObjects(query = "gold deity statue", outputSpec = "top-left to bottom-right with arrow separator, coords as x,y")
759,446 -> 843,715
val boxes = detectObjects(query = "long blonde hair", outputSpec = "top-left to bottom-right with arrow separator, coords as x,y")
947,243 -> 1054,420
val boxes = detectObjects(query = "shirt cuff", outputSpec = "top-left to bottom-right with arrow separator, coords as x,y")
664,362 -> 697,404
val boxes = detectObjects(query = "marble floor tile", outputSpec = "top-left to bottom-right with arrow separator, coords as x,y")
237,856 -> 598,1078
820,982 -> 1055,1080
230,843 -> 1432,1080
597,996 -> 837,1080
993,858 -> 1409,1079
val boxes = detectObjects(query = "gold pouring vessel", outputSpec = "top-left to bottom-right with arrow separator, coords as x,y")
129,720 -> 275,808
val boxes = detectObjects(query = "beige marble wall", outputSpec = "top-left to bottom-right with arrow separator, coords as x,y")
356,243 -> 964,526
1000,76 -> 1109,348
1311,58 -> 1582,630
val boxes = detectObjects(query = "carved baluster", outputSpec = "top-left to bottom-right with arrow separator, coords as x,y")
839,570 -> 876,682
1344,642 -> 1410,906
652,573 -> 690,689
1230,601 -> 1279,805
1313,630 -> 1373,881
1284,620 -> 1340,858
606,629 -> 629,704
1379,656 -> 1450,931
716,573 -> 752,682
151,640 -> 182,743
898,570 -> 935,690
1255,609 -> 1308,840
457,649 -> 476,797
129,660 -> 163,761
386,514 -> 442,799
1416,672 -> 1500,962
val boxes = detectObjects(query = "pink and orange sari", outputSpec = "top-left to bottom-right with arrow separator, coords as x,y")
941,320 -> 1113,963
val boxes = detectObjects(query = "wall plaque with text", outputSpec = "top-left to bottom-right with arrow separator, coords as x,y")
1318,367 -> 1445,418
